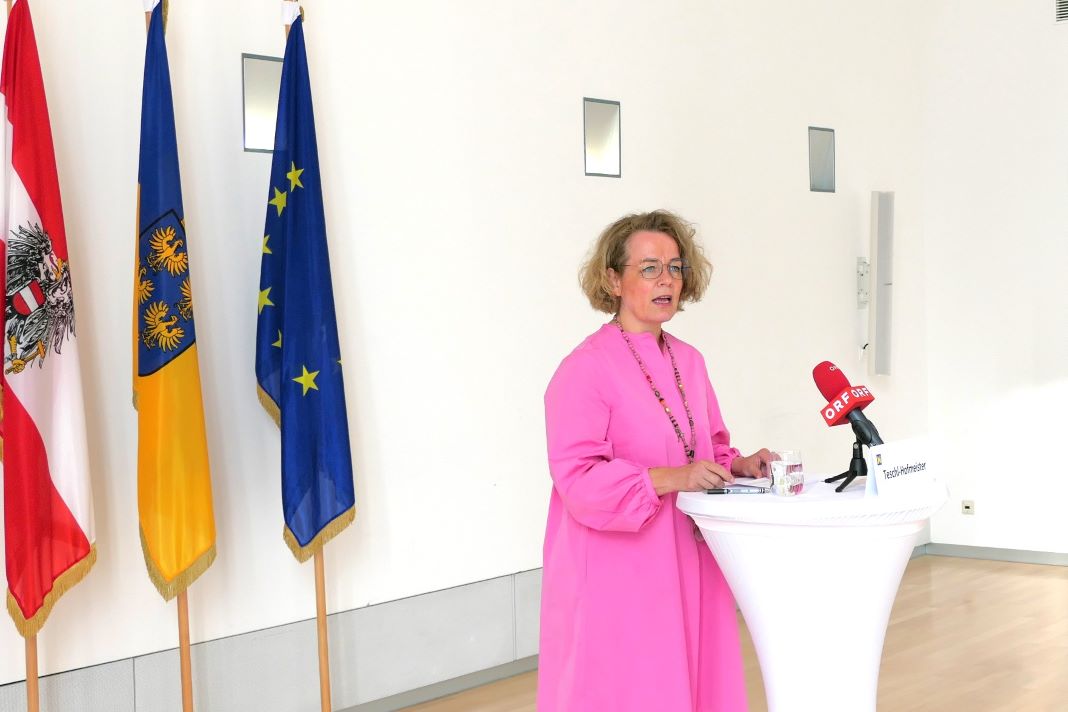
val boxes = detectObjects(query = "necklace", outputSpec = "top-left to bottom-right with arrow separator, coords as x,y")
612,317 -> 697,463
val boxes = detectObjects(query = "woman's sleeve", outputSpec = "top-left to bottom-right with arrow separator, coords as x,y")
544,351 -> 662,532
704,363 -> 741,472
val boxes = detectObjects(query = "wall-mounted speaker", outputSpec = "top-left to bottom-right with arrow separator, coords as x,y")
869,191 -> 894,376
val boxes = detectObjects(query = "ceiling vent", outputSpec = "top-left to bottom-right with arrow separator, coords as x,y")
1058,0 -> 1068,23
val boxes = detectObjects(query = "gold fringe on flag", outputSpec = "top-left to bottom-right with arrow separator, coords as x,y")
139,527 -> 216,601
7,544 -> 98,638
257,384 -> 281,427
283,506 -> 355,563
259,387 -> 353,562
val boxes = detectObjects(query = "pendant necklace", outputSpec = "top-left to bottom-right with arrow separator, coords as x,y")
613,317 -> 697,464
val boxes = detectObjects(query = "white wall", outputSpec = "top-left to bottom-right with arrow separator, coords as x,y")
4,0 -> 1020,685
920,1 -> 1068,552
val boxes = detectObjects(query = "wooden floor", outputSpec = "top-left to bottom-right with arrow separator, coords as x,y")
403,556 -> 1068,711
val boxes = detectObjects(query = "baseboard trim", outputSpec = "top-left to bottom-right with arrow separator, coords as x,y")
922,543 -> 1068,567
340,656 -> 539,712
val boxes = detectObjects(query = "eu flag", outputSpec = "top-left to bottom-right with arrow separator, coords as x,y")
255,16 -> 355,562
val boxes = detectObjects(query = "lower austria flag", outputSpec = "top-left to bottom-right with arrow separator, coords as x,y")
1,0 -> 96,637
134,0 -> 216,600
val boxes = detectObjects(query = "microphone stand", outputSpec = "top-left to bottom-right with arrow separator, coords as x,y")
824,424 -> 869,493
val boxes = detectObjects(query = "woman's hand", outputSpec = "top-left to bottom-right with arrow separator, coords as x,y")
730,448 -> 774,479
650,460 -> 734,495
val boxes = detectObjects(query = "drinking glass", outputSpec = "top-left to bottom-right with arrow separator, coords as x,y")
769,450 -> 804,496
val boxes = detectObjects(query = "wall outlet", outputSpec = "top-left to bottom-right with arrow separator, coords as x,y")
961,500 -> 975,515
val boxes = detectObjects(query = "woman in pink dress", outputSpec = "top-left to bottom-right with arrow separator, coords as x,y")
538,210 -> 772,711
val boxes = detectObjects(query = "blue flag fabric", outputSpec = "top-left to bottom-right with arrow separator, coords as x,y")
138,5 -> 194,365
255,17 -> 355,562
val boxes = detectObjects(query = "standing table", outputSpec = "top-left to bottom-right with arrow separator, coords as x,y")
677,477 -> 947,712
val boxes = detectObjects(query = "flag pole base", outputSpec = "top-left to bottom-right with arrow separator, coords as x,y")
315,549 -> 332,712
178,591 -> 194,712
25,634 -> 39,712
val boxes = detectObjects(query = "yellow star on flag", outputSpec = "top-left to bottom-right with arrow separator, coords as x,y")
273,330 -> 282,348
287,162 -> 304,191
268,187 -> 287,216
293,365 -> 320,396
263,235 -> 273,254
258,287 -> 275,314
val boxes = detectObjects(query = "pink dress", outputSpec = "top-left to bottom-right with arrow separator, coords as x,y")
538,323 -> 749,712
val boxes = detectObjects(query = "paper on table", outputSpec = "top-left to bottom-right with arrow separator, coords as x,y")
730,477 -> 770,488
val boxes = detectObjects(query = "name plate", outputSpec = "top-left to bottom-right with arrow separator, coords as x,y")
865,438 -> 933,497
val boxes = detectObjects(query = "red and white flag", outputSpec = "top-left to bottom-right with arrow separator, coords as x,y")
1,0 -> 95,637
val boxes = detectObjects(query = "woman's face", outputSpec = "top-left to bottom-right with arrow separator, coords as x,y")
609,230 -> 683,333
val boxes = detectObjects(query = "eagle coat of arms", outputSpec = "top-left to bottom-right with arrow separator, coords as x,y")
4,223 -> 76,375
136,213 -> 197,374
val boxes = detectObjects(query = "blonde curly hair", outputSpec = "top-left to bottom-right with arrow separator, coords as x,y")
579,210 -> 713,314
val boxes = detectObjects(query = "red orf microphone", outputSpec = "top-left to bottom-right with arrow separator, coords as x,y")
812,361 -> 883,446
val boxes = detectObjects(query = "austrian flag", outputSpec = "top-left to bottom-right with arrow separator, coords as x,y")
1,0 -> 95,637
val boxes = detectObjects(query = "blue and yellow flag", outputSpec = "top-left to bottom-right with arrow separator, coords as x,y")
134,1 -> 216,599
255,16 -> 355,562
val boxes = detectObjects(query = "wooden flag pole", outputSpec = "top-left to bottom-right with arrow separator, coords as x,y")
25,635 -> 39,712
284,4 -> 304,39
178,592 -> 195,712
8,2 -> 38,708
280,7 -> 330,707
314,549 -> 332,712
7,0 -> 38,696
145,4 -> 189,710
9,4 -> 36,703
145,0 -> 168,32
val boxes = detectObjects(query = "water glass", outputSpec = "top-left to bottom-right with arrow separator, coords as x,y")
769,450 -> 804,496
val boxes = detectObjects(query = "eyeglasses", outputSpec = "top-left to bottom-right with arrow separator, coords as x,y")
620,258 -> 690,280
